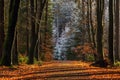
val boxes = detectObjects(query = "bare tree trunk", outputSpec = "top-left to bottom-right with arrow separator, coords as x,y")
26,0 -> 29,57
0,0 -> 5,60
1,0 -> 20,66
96,0 -> 104,61
114,0 -> 119,60
108,0 -> 114,65
86,0 -> 91,43
44,0 -> 48,48
90,0 -> 96,48
37,0 -> 46,61
12,30 -> 18,65
28,0 -> 36,64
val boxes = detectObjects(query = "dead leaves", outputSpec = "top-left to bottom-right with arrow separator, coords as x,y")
0,61 -> 120,80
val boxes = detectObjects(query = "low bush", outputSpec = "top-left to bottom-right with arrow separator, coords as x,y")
18,54 -> 28,64
114,61 -> 120,67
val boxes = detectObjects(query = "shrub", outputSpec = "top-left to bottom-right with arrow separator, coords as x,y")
37,60 -> 43,66
114,61 -> 120,67
86,54 -> 94,62
18,54 -> 28,64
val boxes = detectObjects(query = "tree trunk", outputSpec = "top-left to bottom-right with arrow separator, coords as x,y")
37,0 -> 46,61
28,0 -> 36,64
26,0 -> 29,57
44,0 -> 48,48
1,0 -> 20,66
12,30 -> 18,65
90,0 -> 96,48
96,0 -> 104,61
108,0 -> 114,65
0,0 -> 5,60
114,0 -> 119,60
86,0 -> 91,43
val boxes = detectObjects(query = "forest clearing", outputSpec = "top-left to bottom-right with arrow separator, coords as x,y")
1,61 -> 120,80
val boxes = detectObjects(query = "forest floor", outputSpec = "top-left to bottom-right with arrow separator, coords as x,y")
0,61 -> 120,80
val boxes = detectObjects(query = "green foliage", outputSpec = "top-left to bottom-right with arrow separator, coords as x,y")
37,61 -> 43,66
114,61 -> 120,67
18,54 -> 28,64
33,58 -> 43,66
34,58 -> 38,64
86,54 -> 94,62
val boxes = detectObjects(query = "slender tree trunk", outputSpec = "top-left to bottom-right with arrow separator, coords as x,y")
86,0 -> 91,43
44,0 -> 48,48
114,0 -> 119,60
37,0 -> 46,60
34,0 -> 39,61
0,0 -> 5,60
26,0 -> 29,57
90,0 -> 96,48
108,0 -> 114,65
89,0 -> 97,60
12,30 -> 18,65
1,0 -> 20,66
28,0 -> 36,64
96,0 -> 104,61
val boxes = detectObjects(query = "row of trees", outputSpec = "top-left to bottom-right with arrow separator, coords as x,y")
97,0 -> 120,65
81,0 -> 119,66
85,0 -> 119,65
0,0 -> 53,66
0,0 -> 119,67
58,0 -> 119,66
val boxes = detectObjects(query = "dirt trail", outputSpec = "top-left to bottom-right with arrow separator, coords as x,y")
0,61 -> 120,80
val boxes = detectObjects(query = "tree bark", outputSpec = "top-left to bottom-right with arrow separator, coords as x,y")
28,0 -> 36,64
1,0 -> 20,66
96,0 -> 104,61
0,0 -> 5,60
12,30 -> 18,65
114,0 -> 119,60
108,0 -> 114,65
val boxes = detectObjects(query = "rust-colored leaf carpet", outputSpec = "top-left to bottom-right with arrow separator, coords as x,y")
0,61 -> 120,80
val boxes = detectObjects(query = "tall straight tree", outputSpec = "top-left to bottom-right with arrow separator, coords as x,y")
37,0 -> 46,61
86,0 -> 91,43
0,0 -> 5,59
114,0 -> 119,60
28,0 -> 36,64
44,0 -> 48,47
90,0 -> 96,48
12,30 -> 18,65
1,0 -> 20,66
108,0 -> 114,65
26,0 -> 29,57
89,0 -> 97,60
96,0 -> 104,61
28,0 -> 47,64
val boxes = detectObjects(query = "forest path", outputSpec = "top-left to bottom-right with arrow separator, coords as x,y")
0,61 -> 120,80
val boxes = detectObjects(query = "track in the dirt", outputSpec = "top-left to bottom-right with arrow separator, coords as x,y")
18,61 -> 120,80
1,61 -> 120,80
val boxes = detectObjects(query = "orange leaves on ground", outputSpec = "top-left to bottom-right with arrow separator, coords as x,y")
0,61 -> 120,80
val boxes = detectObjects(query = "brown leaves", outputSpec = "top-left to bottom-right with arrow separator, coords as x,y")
73,43 -> 96,55
0,61 -> 120,80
